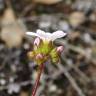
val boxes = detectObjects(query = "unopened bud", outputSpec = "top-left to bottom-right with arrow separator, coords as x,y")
56,46 -> 64,53
34,38 -> 40,46
27,51 -> 34,59
36,53 -> 43,59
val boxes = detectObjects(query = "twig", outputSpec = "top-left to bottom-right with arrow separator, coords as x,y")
61,56 -> 91,83
57,64 -> 86,96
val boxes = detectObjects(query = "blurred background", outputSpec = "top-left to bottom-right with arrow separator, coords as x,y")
0,0 -> 96,96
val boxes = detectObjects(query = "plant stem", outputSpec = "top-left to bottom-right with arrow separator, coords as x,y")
32,63 -> 44,96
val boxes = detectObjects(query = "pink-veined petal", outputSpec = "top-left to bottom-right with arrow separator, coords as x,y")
56,46 -> 64,53
51,31 -> 67,41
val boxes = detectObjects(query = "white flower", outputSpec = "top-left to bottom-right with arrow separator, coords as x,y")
26,29 -> 67,41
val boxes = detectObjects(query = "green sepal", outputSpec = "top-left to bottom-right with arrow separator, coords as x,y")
35,41 -> 53,55
50,48 -> 59,63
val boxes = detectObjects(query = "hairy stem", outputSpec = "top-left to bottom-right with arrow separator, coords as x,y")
32,63 -> 44,96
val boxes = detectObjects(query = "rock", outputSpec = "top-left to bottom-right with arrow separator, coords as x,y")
89,12 -> 96,22
20,91 -> 29,96
85,48 -> 92,59
0,0 -> 6,15
0,8 -> 25,48
39,15 -> 57,29
1,30 -> 24,48
58,20 -> 70,31
69,31 -> 81,40
69,11 -> 85,27
73,0 -> 93,12
49,84 -> 57,92
83,33 -> 92,44
7,83 -> 20,94
33,0 -> 62,5
0,79 -> 6,85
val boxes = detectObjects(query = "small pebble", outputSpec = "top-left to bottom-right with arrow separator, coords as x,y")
73,0 -> 92,12
7,83 -> 20,94
49,84 -> 57,92
58,20 -> 70,31
69,11 -> 85,27
0,79 -> 6,85
83,33 -> 92,44
39,15 -> 52,29
89,12 -> 96,22
9,77 -> 14,83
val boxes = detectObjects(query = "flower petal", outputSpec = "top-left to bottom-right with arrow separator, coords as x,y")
36,29 -> 46,40
36,29 -> 53,41
26,31 -> 45,39
26,32 -> 38,37
51,31 -> 67,41
36,29 -> 45,34
26,30 -> 67,41
36,29 -> 46,37
45,32 -> 52,40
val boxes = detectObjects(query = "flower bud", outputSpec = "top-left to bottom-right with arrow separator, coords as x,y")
56,46 -> 64,53
36,53 -> 43,60
27,51 -> 34,59
34,38 -> 40,46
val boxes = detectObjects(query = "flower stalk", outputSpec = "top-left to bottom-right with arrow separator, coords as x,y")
32,63 -> 44,96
